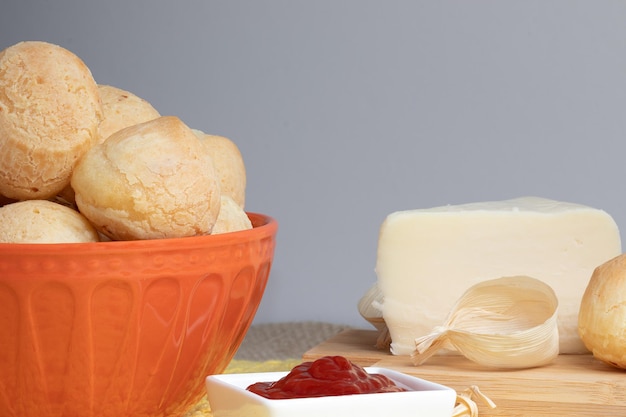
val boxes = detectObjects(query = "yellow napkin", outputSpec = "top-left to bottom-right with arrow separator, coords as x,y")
183,358 -> 302,417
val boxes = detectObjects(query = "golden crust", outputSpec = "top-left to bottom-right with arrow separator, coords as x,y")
211,195 -> 252,235
72,116 -> 221,240
578,253 -> 626,369
0,41 -> 103,200
194,130 -> 246,208
0,200 -> 99,243
97,84 -> 160,143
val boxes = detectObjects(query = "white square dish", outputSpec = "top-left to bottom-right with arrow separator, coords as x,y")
205,366 -> 456,417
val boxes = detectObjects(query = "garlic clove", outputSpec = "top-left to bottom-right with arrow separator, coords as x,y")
411,275 -> 560,369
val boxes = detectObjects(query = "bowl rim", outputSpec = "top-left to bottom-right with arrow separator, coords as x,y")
0,212 -> 277,254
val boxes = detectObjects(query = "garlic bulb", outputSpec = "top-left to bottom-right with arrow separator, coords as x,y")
578,253 -> 626,369
357,282 -> 391,349
357,282 -> 384,330
411,275 -> 559,369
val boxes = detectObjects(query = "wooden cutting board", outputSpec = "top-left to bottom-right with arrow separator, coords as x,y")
303,329 -> 626,417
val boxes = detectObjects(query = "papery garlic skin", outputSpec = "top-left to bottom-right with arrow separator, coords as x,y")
578,254 -> 626,369
411,276 -> 559,369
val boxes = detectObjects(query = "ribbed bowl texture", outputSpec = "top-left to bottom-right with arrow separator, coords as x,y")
0,212 -> 277,417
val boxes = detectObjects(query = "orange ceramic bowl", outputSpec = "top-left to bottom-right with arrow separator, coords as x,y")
0,212 -> 277,417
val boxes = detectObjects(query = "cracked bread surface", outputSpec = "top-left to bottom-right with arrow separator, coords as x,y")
0,41 -> 102,200
72,116 -> 221,241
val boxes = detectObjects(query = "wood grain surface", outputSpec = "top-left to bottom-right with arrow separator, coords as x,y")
303,329 -> 626,417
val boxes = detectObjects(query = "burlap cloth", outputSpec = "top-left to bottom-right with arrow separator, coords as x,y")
233,321 -> 352,361
184,321 -> 353,417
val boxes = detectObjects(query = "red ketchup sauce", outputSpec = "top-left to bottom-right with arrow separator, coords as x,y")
246,355 -> 407,399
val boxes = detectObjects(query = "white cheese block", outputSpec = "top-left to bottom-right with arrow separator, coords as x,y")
375,197 -> 622,355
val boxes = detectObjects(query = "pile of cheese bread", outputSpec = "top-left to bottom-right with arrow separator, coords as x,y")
0,41 -> 250,243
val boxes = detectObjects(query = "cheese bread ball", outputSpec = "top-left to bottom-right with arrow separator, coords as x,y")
52,85 -> 160,208
72,116 -> 221,241
212,195 -> 252,235
0,200 -> 99,243
193,130 -> 246,207
0,41 -> 102,200
97,84 -> 160,143
578,254 -> 626,369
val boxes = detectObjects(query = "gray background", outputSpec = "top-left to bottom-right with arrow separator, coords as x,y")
2,1 -> 625,329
